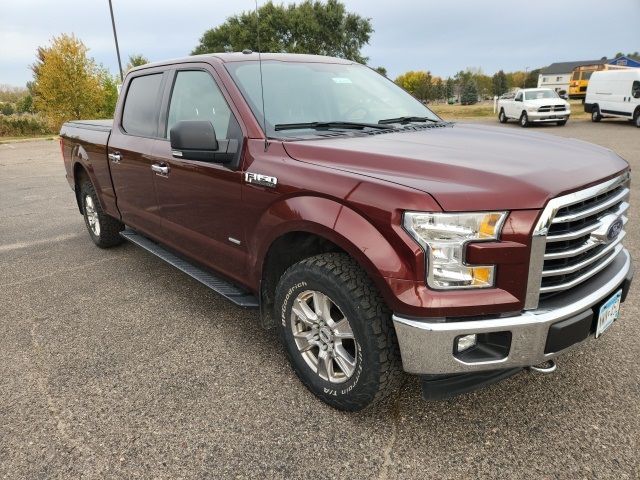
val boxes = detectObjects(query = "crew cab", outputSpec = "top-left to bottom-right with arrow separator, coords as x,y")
60,53 -> 633,410
498,88 -> 571,127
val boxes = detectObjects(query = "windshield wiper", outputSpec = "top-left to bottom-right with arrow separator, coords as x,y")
378,116 -> 440,125
274,121 -> 391,131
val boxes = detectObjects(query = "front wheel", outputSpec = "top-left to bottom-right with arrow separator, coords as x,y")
498,108 -> 508,123
274,253 -> 402,411
520,112 -> 530,127
80,179 -> 124,248
634,110 -> 640,128
556,119 -> 567,126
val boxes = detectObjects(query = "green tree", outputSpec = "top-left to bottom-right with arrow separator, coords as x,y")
126,53 -> 149,72
460,82 -> 478,105
16,95 -> 34,113
374,66 -> 387,77
31,34 -> 108,130
99,72 -> 119,118
492,70 -> 508,96
524,68 -> 541,88
0,102 -> 15,115
192,0 -> 372,63
444,77 -> 455,101
395,70 -> 433,102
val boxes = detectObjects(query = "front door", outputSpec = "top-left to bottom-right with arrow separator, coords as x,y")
152,67 -> 247,282
108,71 -> 167,238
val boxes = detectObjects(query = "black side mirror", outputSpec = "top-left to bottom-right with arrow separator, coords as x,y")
515,97 -> 522,102
169,120 -> 238,163
633,91 -> 640,99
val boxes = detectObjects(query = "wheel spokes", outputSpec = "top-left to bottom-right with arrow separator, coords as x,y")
333,344 -> 356,378
292,297 -> 318,326
332,318 -> 354,340
293,329 -> 316,352
316,349 -> 333,380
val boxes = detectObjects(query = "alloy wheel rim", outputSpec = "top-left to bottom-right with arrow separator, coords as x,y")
85,195 -> 100,236
290,290 -> 359,383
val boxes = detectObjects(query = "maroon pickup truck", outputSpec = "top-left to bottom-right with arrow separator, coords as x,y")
60,53 -> 633,410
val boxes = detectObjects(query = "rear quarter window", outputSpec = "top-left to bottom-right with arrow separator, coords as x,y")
122,73 -> 164,137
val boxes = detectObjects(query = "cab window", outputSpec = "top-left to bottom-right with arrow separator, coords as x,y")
122,73 -> 164,137
166,70 -> 238,140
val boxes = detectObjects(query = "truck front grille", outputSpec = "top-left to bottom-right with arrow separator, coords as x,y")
538,105 -> 567,112
525,172 -> 630,308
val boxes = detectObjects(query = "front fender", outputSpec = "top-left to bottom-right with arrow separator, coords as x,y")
248,195 -> 425,305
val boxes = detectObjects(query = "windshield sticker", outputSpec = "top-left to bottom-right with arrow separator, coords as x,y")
332,77 -> 352,84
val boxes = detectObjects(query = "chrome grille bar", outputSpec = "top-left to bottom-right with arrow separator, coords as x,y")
524,172 -> 630,310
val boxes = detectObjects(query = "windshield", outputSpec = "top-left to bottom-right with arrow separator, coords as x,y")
225,60 -> 440,136
524,89 -> 559,100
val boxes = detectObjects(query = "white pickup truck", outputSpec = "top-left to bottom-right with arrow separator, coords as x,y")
498,88 -> 571,127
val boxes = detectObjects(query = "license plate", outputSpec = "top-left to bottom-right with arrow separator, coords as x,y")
596,290 -> 622,338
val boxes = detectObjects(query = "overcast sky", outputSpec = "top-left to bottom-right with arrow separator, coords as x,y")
2,0 -> 639,87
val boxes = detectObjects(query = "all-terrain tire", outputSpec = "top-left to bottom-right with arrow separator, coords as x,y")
80,178 -> 124,248
274,253 -> 403,411
520,111 -> 530,127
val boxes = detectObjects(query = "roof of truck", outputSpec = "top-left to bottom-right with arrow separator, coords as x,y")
131,52 -> 354,73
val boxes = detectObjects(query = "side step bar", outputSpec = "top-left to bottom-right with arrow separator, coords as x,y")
120,229 -> 259,308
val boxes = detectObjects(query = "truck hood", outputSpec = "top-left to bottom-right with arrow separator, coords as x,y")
282,123 -> 628,211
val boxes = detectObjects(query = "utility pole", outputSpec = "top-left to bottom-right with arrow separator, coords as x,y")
108,0 -> 124,81
524,66 -> 529,88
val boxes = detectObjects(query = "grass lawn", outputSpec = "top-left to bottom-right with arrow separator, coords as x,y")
0,135 -> 57,144
431,100 -> 589,121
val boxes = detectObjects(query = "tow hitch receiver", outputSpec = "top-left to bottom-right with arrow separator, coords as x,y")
528,359 -> 557,374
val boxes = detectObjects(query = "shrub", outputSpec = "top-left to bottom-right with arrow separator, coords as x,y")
0,113 -> 54,137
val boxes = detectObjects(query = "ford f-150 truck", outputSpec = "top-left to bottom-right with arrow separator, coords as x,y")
60,53 -> 633,411
498,88 -> 571,127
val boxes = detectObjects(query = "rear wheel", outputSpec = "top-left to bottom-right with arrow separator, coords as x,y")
519,112 -> 529,127
274,253 -> 402,411
591,105 -> 602,122
498,108 -> 508,123
80,179 -> 124,248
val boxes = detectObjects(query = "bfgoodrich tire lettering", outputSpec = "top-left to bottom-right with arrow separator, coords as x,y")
275,253 -> 402,411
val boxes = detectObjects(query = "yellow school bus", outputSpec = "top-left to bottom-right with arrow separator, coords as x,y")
569,64 -> 627,100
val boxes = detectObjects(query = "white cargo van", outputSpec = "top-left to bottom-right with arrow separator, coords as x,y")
585,69 -> 640,127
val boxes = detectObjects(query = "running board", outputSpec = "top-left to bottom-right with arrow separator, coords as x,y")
120,229 -> 259,308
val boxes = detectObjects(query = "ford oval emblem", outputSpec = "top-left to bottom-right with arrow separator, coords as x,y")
606,218 -> 624,242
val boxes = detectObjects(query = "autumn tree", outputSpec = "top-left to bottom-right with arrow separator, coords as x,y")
395,71 -> 433,102
192,0 -> 372,64
31,34 -> 109,130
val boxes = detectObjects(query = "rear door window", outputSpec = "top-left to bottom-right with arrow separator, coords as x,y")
121,73 -> 164,137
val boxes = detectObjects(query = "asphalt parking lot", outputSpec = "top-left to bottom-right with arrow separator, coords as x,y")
1,118 -> 638,479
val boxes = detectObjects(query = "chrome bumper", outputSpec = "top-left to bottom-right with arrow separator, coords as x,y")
393,249 -> 633,375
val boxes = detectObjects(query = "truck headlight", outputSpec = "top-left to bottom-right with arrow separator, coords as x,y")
403,211 -> 508,289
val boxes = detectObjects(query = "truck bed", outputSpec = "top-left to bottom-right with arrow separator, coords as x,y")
60,118 -> 118,219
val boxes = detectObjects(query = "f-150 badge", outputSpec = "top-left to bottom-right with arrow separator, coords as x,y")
245,172 -> 278,188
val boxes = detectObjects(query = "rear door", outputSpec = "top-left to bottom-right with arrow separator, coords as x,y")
151,65 -> 248,281
108,70 -> 167,238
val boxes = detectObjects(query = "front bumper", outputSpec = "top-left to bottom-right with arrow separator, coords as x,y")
528,111 -> 570,122
393,249 -> 633,375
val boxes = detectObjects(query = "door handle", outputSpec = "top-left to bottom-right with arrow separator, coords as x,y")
108,152 -> 122,164
151,163 -> 169,176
